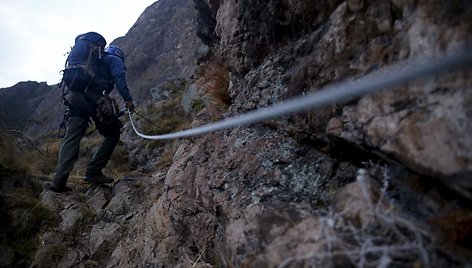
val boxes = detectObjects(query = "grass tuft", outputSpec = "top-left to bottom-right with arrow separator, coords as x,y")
195,57 -> 231,108
0,131 -> 59,176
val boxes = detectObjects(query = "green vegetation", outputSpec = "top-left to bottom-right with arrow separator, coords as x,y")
191,98 -> 205,114
130,79 -> 190,170
139,79 -> 190,135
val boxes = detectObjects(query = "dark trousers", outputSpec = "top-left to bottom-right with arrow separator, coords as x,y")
53,91 -> 121,187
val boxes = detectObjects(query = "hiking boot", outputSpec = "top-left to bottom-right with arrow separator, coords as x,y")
46,182 -> 71,193
83,173 -> 114,184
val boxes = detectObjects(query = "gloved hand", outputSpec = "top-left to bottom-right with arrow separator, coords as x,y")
125,100 -> 135,113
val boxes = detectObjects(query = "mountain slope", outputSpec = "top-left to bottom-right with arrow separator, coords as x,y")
114,0 -> 471,266
5,0 -> 472,267
112,0 -> 202,103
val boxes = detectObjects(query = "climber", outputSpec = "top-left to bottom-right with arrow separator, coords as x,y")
47,44 -> 135,192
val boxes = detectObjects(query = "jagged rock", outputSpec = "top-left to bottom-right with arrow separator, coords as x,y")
324,1 -> 472,187
329,74 -> 472,190
347,0 -> 364,12
88,222 -> 121,261
57,250 -> 80,268
105,181 -> 133,215
41,231 -> 65,246
112,0 -> 202,103
59,207 -> 82,234
30,232 -> 65,267
193,0 -> 218,46
334,170 -> 383,227
23,0 -> 472,267
154,126 -> 358,265
87,190 -> 109,214
32,174 -> 165,266
40,190 -> 64,211
152,0 -> 472,266
0,82 -> 55,135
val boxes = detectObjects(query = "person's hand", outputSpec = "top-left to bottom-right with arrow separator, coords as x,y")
125,100 -> 135,113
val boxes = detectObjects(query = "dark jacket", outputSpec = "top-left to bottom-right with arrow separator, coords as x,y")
94,53 -> 133,101
69,53 -> 132,118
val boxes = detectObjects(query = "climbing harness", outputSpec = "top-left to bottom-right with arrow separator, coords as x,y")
126,46 -> 472,140
96,92 -> 120,126
57,108 -> 71,138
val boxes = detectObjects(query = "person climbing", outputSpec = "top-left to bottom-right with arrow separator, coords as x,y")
48,33 -> 135,193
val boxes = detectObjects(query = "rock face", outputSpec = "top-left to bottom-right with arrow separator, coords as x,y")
211,0 -> 472,192
146,0 -> 471,266
112,0 -> 203,103
33,174 -> 166,267
325,0 -> 472,190
29,0 -> 472,267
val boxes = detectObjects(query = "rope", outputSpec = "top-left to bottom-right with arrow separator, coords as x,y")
128,47 -> 472,140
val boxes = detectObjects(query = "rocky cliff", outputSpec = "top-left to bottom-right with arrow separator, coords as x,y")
112,0 -> 201,103
147,0 -> 470,266
0,82 -> 55,134
8,0 -> 472,267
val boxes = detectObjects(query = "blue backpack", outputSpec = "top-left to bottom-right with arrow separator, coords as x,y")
61,32 -> 107,92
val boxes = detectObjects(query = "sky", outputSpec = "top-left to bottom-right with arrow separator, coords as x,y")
0,0 -> 157,88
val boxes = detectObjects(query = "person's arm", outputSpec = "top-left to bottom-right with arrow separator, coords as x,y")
108,56 -> 133,102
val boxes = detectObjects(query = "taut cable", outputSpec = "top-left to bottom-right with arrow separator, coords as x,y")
128,47 -> 472,140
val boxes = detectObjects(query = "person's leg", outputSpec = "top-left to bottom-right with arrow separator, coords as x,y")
84,118 -> 122,182
52,116 -> 89,188
85,135 -> 119,176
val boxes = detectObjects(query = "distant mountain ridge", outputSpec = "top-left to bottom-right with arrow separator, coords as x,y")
0,81 -> 53,133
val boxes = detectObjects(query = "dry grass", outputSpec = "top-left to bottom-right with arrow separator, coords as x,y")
195,57 -> 231,108
0,132 -> 61,265
159,140 -> 180,168
181,246 -> 212,268
0,128 -> 132,181
68,132 -> 133,180
121,79 -> 191,173
0,131 -> 59,176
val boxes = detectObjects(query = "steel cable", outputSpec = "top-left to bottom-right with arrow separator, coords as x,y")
128,47 -> 472,140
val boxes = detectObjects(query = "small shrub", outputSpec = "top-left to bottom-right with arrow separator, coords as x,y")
73,206 -> 97,236
191,98 -> 205,114
0,132 -> 58,176
195,57 -> 231,108
137,81 -> 191,135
